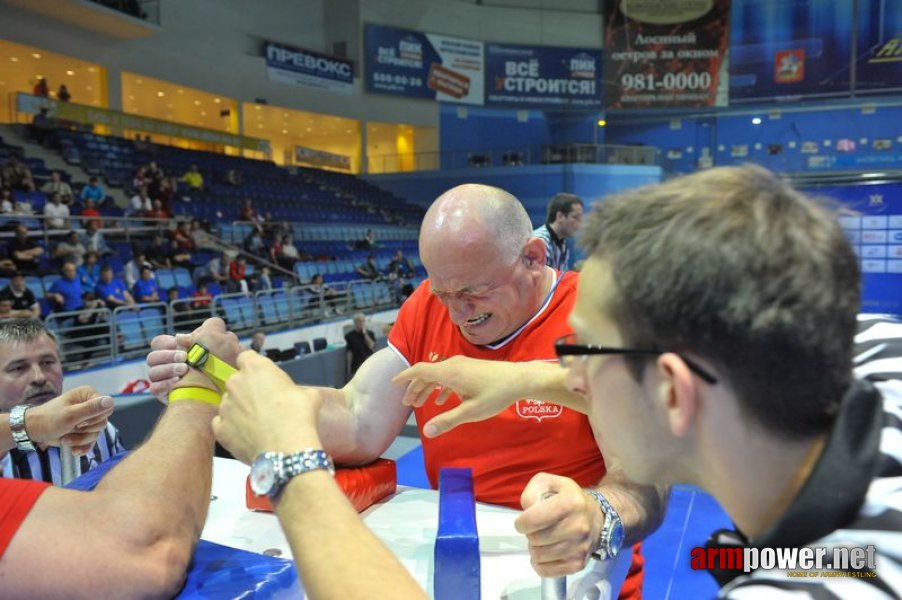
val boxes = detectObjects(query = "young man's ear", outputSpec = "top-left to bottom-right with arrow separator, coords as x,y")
655,353 -> 699,438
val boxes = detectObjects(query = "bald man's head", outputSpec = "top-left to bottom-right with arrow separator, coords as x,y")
417,184 -> 551,345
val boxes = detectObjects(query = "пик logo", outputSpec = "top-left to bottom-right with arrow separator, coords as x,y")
569,53 -> 596,79
399,37 -> 423,61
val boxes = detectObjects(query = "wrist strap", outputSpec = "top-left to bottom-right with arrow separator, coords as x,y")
169,386 -> 221,406
185,343 -> 237,393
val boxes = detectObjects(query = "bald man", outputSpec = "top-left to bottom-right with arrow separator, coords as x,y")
149,184 -> 665,597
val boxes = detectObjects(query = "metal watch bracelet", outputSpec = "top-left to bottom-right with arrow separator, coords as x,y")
9,404 -> 36,452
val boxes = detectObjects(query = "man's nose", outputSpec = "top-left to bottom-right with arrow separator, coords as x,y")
446,297 -> 472,323
29,363 -> 47,385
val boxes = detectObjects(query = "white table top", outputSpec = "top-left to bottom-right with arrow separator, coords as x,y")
202,458 -> 629,599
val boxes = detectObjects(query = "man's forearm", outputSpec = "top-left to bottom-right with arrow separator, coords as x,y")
596,468 -> 670,546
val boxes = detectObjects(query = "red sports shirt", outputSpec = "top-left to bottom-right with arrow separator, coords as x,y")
0,477 -> 50,558
389,272 -> 644,599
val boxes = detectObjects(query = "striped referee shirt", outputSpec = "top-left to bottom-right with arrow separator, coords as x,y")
532,224 -> 572,272
710,314 -> 902,598
1,422 -> 125,486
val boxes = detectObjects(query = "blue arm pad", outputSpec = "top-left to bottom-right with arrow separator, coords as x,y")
434,467 -> 480,600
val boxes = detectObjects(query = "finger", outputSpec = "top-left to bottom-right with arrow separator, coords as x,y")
149,377 -> 180,403
530,555 -> 586,579
399,379 -> 428,407
69,443 -> 96,456
391,363 -> 433,385
519,472 -> 565,511
61,431 -> 102,448
146,349 -> 188,368
174,333 -> 193,348
433,386 -> 455,406
148,362 -> 188,382
75,415 -> 111,432
150,334 -> 179,351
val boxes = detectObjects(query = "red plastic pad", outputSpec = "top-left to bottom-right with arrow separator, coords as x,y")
246,458 -> 397,513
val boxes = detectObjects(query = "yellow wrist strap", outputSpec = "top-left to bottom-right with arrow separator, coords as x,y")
185,343 -> 237,393
169,386 -> 222,406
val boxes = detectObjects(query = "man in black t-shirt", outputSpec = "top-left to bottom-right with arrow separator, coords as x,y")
344,312 -> 375,381
7,225 -> 44,274
0,272 -> 39,318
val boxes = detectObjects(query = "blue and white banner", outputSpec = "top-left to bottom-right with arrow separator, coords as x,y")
364,24 -> 484,105
485,44 -> 603,109
265,41 -> 354,95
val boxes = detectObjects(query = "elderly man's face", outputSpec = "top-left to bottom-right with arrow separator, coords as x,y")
0,334 -> 63,410
62,263 -> 76,280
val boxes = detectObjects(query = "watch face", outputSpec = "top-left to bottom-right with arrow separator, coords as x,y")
250,455 -> 277,496
610,522 -> 625,556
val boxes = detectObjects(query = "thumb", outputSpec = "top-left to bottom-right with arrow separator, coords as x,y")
65,395 -> 114,427
422,403 -> 475,438
520,472 -> 566,510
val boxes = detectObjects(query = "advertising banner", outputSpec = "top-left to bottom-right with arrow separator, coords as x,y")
603,0 -> 730,108
855,0 -> 902,95
730,0 -> 853,102
364,24 -> 484,105
294,146 -> 351,170
484,44 -> 602,109
264,41 -> 354,95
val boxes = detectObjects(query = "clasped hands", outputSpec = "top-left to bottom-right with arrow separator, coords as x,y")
144,317 -> 325,464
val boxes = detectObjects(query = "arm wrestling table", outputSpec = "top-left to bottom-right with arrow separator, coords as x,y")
69,456 -> 630,599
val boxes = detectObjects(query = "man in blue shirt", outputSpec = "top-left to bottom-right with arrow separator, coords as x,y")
48,262 -> 86,312
95,265 -> 135,310
79,176 -> 105,204
132,266 -> 160,304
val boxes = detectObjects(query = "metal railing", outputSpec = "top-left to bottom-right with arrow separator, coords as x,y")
366,143 -> 660,173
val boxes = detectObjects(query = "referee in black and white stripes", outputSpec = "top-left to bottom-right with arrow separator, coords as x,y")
0,318 -> 125,484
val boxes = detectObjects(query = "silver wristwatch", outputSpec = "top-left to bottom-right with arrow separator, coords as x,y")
586,488 -> 625,561
9,404 -> 36,452
250,449 -> 335,498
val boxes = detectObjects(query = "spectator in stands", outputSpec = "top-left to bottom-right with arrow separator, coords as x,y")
0,188 -> 13,214
124,251 -> 152,290
53,231 -> 87,267
272,233 -> 300,270
309,272 -> 340,314
239,198 -> 258,223
0,297 -> 14,319
56,84 -> 71,102
128,186 -> 152,219
0,250 -> 16,278
41,171 -> 73,205
387,249 -> 415,279
201,251 -> 230,287
77,251 -> 101,292
171,221 -> 195,253
191,282 -> 212,316
532,192 -> 584,272
95,265 -> 135,310
224,169 -> 244,187
227,256 -> 249,294
33,77 -> 49,97
12,194 -> 34,216
79,176 -> 105,206
355,254 -> 382,281
43,192 -> 70,229
356,228 -> 376,249
78,198 -> 102,228
345,312 -> 375,380
0,272 -> 40,318
8,224 -> 44,274
2,156 -> 35,193
146,198 -> 170,221
168,287 -> 192,329
80,220 -> 112,256
168,237 -> 194,271
132,265 -> 160,303
131,165 -> 148,192
245,228 -> 266,257
180,164 -> 204,197
47,262 -> 104,315
257,266 -> 273,291
157,176 -> 176,213
30,108 -> 54,145
250,330 -> 266,354
145,235 -> 172,270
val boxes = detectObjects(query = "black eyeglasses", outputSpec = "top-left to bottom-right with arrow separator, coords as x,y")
554,334 -> 718,384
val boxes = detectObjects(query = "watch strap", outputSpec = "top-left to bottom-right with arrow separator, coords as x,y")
9,404 -> 36,452
185,343 -> 237,393
586,488 -> 623,560
268,449 -> 335,498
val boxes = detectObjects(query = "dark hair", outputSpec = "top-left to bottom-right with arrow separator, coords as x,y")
546,193 -> 584,223
579,165 -> 860,438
